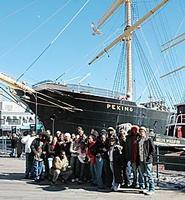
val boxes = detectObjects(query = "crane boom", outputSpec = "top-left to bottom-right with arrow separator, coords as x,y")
91,0 -> 125,35
89,0 -> 169,65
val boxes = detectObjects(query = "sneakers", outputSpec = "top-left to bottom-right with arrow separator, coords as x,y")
71,179 -> 75,183
78,180 -> 83,184
129,184 -> 137,188
24,175 -> 29,179
113,184 -> 120,192
50,181 -> 56,186
143,190 -> 155,195
71,178 -> 79,183
34,176 -> 41,182
146,191 -> 155,195
121,183 -> 129,188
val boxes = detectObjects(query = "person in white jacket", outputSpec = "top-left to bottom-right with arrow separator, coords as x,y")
21,131 -> 36,179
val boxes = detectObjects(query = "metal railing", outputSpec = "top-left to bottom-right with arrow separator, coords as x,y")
0,137 -> 11,155
154,145 -> 185,186
33,81 -> 125,99
68,84 -> 124,98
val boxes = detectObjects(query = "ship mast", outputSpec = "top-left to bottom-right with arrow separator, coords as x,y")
125,0 -> 132,99
89,0 -> 169,101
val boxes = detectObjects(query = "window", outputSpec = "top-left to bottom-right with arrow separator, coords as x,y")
29,117 -> 34,123
23,117 -> 27,123
6,116 -> 11,122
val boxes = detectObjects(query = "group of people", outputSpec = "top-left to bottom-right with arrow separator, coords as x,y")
20,124 -> 155,195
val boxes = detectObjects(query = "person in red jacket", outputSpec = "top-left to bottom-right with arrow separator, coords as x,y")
87,134 -> 97,186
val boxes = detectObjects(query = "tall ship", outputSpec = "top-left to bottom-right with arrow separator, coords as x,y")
160,40 -> 185,143
0,0 -> 179,134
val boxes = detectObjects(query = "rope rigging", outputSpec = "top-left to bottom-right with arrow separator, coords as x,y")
0,0 -> 38,24
144,0 -> 184,105
112,43 -> 126,95
159,9 -> 183,103
16,0 -> 91,82
139,27 -> 168,100
55,21 -> 124,84
134,33 -> 164,102
0,0 -> 72,59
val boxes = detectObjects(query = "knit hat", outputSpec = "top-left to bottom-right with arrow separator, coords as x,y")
100,129 -> 107,134
91,130 -> 99,138
139,126 -> 147,132
64,132 -> 71,138
118,123 -> 132,132
131,125 -> 140,134
107,127 -> 115,131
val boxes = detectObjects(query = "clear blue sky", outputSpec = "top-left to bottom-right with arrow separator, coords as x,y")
0,0 -> 184,106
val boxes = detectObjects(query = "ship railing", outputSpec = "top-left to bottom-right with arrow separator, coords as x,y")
32,80 -> 54,87
166,113 -> 185,137
166,113 -> 185,126
32,81 -> 124,99
140,100 -> 169,111
177,113 -> 185,124
167,113 -> 177,125
173,113 -> 185,137
68,84 -> 124,98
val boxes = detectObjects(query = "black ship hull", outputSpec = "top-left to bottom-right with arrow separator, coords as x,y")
16,83 -> 170,134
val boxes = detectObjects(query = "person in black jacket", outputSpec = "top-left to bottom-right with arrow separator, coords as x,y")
108,135 -> 123,191
119,128 -> 130,187
10,133 -> 18,157
138,126 -> 155,195
100,133 -> 112,188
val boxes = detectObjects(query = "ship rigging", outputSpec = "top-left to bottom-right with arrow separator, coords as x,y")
1,0 -> 182,134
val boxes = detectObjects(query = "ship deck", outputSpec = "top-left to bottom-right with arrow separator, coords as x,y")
33,81 -> 125,99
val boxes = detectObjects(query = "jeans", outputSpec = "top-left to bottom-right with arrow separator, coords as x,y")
32,159 -> 43,180
131,163 -> 139,186
110,161 -> 115,188
10,148 -> 16,157
70,156 -> 79,179
138,162 -> 155,191
76,159 -> 85,181
123,160 -> 130,185
95,157 -> 103,187
90,163 -> 97,185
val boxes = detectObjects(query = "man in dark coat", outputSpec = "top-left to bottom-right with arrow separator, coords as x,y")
119,128 -> 130,187
138,126 -> 155,195
108,136 -> 123,191
126,125 -> 140,187
10,133 -> 18,157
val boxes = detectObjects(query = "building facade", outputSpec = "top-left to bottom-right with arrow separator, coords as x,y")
0,101 -> 36,134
